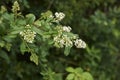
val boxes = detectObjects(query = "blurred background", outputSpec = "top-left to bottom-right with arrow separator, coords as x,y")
0,0 -> 120,80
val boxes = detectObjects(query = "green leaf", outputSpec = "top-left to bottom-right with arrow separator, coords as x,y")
20,42 -> 27,55
82,72 -> 93,80
10,28 -> 24,35
34,20 -> 41,26
41,10 -> 53,19
16,19 -> 26,25
5,43 -> 12,51
4,34 -> 17,40
75,67 -> 83,74
0,41 -> 5,47
0,50 -> 10,64
64,46 -> 71,56
66,67 -> 74,72
66,73 -> 75,80
2,13 -> 14,21
30,53 -> 39,65
32,27 -> 43,36
26,14 -> 36,24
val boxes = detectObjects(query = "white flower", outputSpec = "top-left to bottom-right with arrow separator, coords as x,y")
63,26 -> 72,32
49,15 -> 54,18
53,34 -> 73,48
62,35 -> 73,47
20,29 -> 36,43
74,39 -> 86,48
25,24 -> 31,28
55,12 -> 65,21
53,35 -> 64,48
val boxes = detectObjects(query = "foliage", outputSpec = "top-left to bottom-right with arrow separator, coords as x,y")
0,1 -> 91,80
0,0 -> 120,80
66,67 -> 93,80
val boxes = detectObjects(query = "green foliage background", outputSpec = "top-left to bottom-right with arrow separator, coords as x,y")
0,0 -> 120,80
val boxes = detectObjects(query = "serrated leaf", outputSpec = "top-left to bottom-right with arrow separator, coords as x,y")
66,67 -> 74,72
66,73 -> 75,80
30,53 -> 39,65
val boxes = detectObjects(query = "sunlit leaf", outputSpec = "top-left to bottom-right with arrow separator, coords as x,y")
30,53 -> 39,65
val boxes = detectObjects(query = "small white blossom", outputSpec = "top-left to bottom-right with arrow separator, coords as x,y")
20,29 -> 36,43
12,1 -> 20,13
49,15 -> 54,18
53,35 -> 64,48
53,34 -> 73,48
59,39 -> 65,45
74,39 -> 86,48
63,26 -> 72,32
25,24 -> 31,28
55,12 -> 65,21
62,35 -> 73,47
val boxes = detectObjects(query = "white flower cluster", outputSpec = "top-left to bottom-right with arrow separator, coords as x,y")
54,34 -> 73,48
20,29 -> 36,43
53,26 -> 86,48
12,1 -> 20,13
74,39 -> 86,48
62,26 -> 72,32
55,12 -> 65,21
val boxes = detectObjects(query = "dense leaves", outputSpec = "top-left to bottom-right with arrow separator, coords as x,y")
0,0 -> 120,80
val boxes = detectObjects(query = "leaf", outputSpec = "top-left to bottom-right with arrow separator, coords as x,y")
5,43 -> 12,51
0,50 -> 10,64
41,10 -> 53,19
10,28 -> 24,35
32,27 -> 43,36
66,67 -> 74,72
75,67 -> 83,74
16,19 -> 26,25
64,46 -> 71,56
26,14 -> 36,24
82,72 -> 93,80
2,13 -> 14,21
66,73 -> 75,80
4,34 -> 17,40
0,41 -> 5,47
34,20 -> 41,26
20,42 -> 27,55
30,53 -> 39,65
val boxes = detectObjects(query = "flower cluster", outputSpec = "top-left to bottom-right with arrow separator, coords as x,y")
62,26 -> 72,32
53,26 -> 86,48
12,1 -> 20,13
74,39 -> 86,48
54,34 -> 73,48
0,6 -> 7,13
19,25 -> 36,43
55,12 -> 65,21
